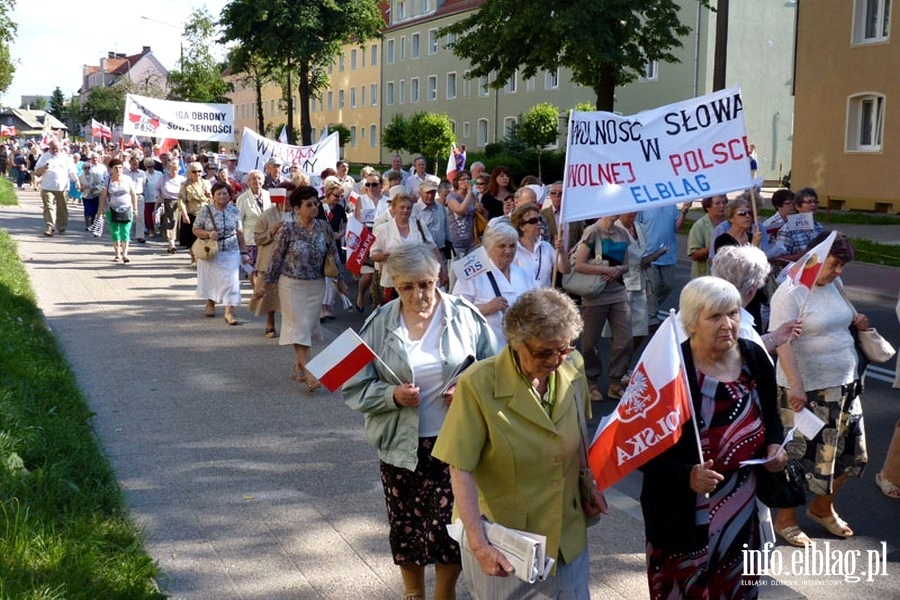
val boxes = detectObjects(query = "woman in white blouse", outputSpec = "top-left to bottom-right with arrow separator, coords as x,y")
511,202 -> 557,288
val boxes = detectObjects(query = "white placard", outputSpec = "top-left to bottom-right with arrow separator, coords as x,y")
237,127 -> 340,179
123,94 -> 234,142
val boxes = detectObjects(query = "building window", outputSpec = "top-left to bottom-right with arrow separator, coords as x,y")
386,39 -> 395,64
411,33 -> 420,59
350,48 -> 357,70
371,83 -> 378,106
846,93 -> 885,151
411,77 -> 420,103
504,117 -> 517,135
463,121 -> 470,139
505,70 -> 518,94
463,70 -> 471,97
447,32 -> 457,47
399,79 -> 406,105
545,68 -> 559,89
526,77 -> 535,92
428,29 -> 438,54
361,85 -> 366,107
427,75 -> 437,101
400,36 -> 407,61
477,118 -> 489,146
478,76 -> 489,97
370,124 -> 378,147
350,87 -> 357,108
269,99 -> 275,115
450,119 -> 456,135
853,0 -> 891,43
361,45 -> 366,68
642,60 -> 658,81
395,0 -> 406,21
446,72 -> 457,99
421,0 -> 431,12
371,43 -> 378,66
338,90 -> 345,108
386,81 -> 395,105
339,54 -> 345,72
350,125 -> 357,146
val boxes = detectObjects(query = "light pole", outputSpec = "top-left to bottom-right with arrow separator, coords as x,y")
139,16 -> 184,70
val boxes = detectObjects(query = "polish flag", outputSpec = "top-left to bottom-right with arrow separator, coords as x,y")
343,216 -> 375,276
781,230 -> 836,292
91,119 -> 111,140
269,187 -> 287,204
278,125 -> 288,144
305,328 -> 377,392
589,316 -> 692,490
0,125 -> 15,137
158,138 -> 179,155
445,144 -> 466,183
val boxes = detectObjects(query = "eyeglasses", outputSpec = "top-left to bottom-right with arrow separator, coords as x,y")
302,201 -> 320,208
735,210 -> 751,217
395,279 -> 436,294
548,191 -> 562,196
329,192 -> 344,198
523,217 -> 541,225
523,341 -> 575,360
802,199 -> 819,205
191,170 -> 202,174
365,181 -> 381,188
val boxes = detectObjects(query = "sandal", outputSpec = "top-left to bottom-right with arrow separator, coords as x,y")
776,525 -> 812,547
589,384 -> 603,402
264,328 -> 277,339
293,365 -> 305,382
205,303 -> 215,318
305,373 -> 323,393
876,472 -> 900,499
806,509 -> 853,537
224,314 -> 238,326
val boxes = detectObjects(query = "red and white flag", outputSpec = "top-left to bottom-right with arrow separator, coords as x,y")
157,138 -> 179,155
343,216 -> 375,276
781,230 -> 836,293
91,119 -> 112,140
0,125 -> 15,137
445,144 -> 466,183
589,315 -> 692,490
305,328 -> 377,392
278,125 -> 288,144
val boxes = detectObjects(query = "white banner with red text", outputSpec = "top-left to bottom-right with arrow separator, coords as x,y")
561,86 -> 753,223
237,127 -> 340,179
122,94 -> 235,142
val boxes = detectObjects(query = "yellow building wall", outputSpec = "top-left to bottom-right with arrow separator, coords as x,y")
792,0 -> 900,212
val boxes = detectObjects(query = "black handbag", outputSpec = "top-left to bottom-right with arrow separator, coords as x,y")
756,460 -> 806,508
109,205 -> 133,223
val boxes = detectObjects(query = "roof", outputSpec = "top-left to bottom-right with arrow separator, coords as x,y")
384,0 -> 482,32
108,48 -> 153,76
0,108 -> 68,130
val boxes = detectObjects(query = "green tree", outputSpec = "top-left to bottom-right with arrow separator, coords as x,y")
0,0 -> 16,94
167,8 -> 230,102
83,86 -> 125,125
382,113 -> 409,154
327,123 -> 352,149
406,112 -> 455,170
441,0 -> 710,111
49,87 -> 66,118
517,103 -> 560,179
227,44 -> 272,134
219,0 -> 384,145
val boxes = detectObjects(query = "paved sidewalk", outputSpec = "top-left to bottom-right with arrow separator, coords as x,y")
3,191 -> 654,599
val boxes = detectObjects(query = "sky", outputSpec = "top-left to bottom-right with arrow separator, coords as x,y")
2,0 -> 229,107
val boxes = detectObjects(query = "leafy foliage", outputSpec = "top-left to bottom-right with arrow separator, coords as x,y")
381,113 -> 409,154
227,44 -> 272,134
441,0 -> 710,110
219,0 -> 384,144
0,42 -> 13,95
49,87 -> 66,119
0,0 -> 15,94
83,86 -> 125,125
167,8 -> 230,102
327,123 -> 352,147
517,103 -> 560,178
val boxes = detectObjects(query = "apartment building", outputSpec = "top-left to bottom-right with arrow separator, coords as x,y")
791,0 -> 897,212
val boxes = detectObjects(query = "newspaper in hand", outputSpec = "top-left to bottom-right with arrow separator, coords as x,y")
439,355 -> 476,396
447,518 -> 555,584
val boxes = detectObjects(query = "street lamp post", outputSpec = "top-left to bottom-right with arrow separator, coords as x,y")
139,16 -> 184,70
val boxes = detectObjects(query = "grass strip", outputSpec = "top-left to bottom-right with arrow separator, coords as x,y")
849,238 -> 900,268
0,179 -> 17,206
0,230 -> 164,599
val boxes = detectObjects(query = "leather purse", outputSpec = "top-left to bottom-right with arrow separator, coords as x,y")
192,206 -> 219,261
321,221 -> 339,278
561,242 -> 607,298
835,280 -> 896,363
756,461 -> 806,508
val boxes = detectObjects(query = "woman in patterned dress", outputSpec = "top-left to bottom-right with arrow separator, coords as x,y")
640,277 -> 787,599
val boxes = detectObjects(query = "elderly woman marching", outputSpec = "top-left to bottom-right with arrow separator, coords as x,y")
250,187 -> 293,338
344,243 -> 496,600
640,277 -> 787,598
433,288 -> 606,599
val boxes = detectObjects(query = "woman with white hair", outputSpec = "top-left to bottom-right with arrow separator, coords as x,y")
452,222 -> 535,346
640,276 -> 787,598
710,245 -> 801,354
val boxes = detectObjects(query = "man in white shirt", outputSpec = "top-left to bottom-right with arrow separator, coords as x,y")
125,155 -> 148,242
414,179 -> 448,254
383,153 -> 409,186
405,155 -> 432,196
34,139 -> 78,236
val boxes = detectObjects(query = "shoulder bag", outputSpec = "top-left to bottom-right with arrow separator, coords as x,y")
191,205 -> 219,261
107,179 -> 133,223
756,461 -> 806,508
561,241 -> 607,298
321,220 -> 339,278
835,280 -> 896,364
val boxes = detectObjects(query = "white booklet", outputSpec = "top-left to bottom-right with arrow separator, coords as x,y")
447,518 -> 555,584
740,427 -> 796,467
439,355 -> 476,396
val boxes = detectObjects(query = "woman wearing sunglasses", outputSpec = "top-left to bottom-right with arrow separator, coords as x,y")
511,202 -> 562,289
713,197 -> 766,334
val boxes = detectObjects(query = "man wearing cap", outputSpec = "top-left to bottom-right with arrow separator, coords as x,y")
263,157 -> 287,189
34,139 -> 78,236
414,179 -> 448,256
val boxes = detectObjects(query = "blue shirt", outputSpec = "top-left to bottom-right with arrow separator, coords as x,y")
637,205 -> 679,266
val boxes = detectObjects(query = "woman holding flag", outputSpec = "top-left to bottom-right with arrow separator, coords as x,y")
769,231 -> 869,546
343,243 -> 496,600
640,277 -> 787,598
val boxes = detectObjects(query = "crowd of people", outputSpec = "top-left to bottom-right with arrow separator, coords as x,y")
5,137 -> 897,599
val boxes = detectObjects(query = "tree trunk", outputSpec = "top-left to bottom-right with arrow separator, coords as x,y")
593,63 -> 617,111
255,77 -> 264,134
299,62 -> 312,145
537,148 -> 543,180
285,70 -> 294,144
